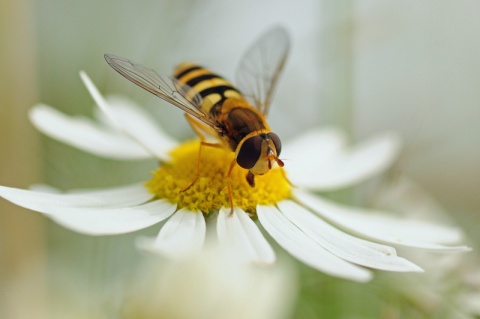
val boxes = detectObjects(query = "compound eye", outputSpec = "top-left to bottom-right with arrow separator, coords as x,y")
237,136 -> 263,169
267,132 -> 282,156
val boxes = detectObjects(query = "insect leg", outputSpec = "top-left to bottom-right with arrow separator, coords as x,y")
246,171 -> 255,187
181,114 -> 222,192
226,158 -> 237,217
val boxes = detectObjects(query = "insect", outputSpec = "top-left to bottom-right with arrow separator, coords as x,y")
105,26 -> 290,213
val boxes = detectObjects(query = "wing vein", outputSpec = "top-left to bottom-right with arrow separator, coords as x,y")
104,54 -> 215,127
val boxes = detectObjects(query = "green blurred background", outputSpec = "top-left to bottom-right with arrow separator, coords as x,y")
1,0 -> 479,318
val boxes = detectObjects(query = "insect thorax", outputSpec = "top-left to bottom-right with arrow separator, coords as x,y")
219,100 -> 269,150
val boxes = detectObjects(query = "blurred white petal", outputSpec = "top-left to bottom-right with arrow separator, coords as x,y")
459,292 -> 480,315
51,199 -> 176,235
289,132 -> 401,190
29,104 -> 153,160
0,182 -> 152,212
282,127 -> 347,165
150,208 -> 206,260
217,207 -> 275,265
257,204 -> 372,282
295,190 -> 470,251
80,71 -> 176,161
278,200 -> 423,272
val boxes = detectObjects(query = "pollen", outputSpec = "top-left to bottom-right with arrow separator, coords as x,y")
146,140 -> 291,214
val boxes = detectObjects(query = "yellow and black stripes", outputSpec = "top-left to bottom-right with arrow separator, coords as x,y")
173,63 -> 243,113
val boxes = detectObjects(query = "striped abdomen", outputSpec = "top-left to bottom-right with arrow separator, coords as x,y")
173,63 -> 243,114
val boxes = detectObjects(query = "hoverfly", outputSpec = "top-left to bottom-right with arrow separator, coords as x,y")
105,26 -> 290,213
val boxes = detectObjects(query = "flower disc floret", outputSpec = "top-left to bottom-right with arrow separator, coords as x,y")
146,140 -> 291,214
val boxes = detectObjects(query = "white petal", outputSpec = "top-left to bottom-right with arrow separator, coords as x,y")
29,104 -> 153,160
0,183 -> 152,213
295,190 -> 470,251
257,204 -> 372,282
278,200 -> 422,272
50,199 -> 176,235
80,71 -> 176,161
65,183 -> 156,208
151,209 -> 206,260
290,132 -> 401,190
105,95 -> 177,149
217,207 -> 275,265
29,184 -> 61,193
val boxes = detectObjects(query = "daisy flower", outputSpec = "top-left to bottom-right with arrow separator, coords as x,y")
0,72 -> 469,282
369,175 -> 479,318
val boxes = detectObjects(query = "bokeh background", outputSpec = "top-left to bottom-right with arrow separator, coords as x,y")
1,0 -> 479,318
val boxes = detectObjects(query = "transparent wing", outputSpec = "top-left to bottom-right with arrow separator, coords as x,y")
104,54 -> 216,127
235,26 -> 290,116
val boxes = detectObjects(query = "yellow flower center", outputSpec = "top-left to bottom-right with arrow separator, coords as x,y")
146,140 -> 291,214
